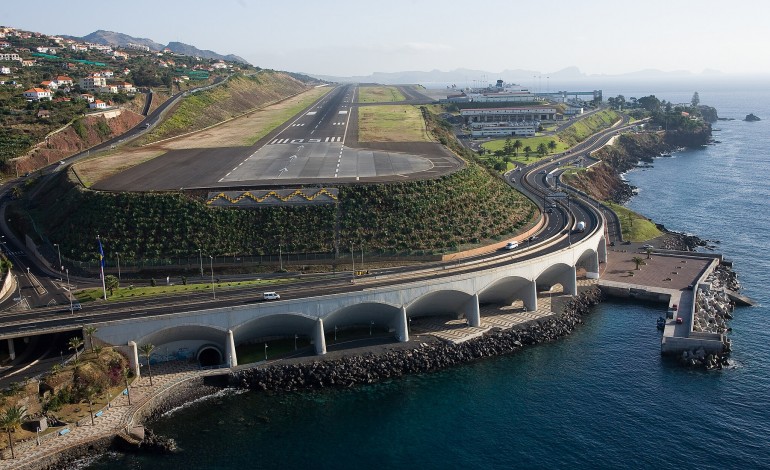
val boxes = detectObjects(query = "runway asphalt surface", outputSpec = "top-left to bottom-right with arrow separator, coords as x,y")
94,85 -> 462,191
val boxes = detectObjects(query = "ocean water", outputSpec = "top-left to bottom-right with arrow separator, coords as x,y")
87,83 -> 770,469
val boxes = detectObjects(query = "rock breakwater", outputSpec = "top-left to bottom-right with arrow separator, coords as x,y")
232,287 -> 603,392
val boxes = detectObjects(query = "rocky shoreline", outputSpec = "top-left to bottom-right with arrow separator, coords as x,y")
231,287 -> 603,392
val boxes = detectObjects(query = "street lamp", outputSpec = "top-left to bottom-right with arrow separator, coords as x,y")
278,244 -> 283,271
198,248 -> 203,278
294,333 -> 298,351
53,243 -> 62,277
66,268 -> 73,314
209,255 -> 215,300
334,325 -> 337,341
370,320 -> 374,336
264,343 -> 268,361
116,252 -> 121,281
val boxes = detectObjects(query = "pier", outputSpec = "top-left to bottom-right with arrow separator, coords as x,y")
599,246 -> 731,355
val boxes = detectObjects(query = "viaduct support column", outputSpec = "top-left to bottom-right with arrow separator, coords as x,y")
314,318 -> 327,355
128,341 -> 140,378
396,306 -> 409,342
466,294 -> 481,327
225,330 -> 238,368
586,252 -> 600,280
523,280 -> 538,312
7,339 -> 14,361
565,266 -> 578,296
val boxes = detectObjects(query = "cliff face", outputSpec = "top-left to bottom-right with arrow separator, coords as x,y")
698,105 -> 719,123
14,110 -> 144,175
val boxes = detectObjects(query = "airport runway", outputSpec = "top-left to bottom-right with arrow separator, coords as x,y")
95,85 -> 462,191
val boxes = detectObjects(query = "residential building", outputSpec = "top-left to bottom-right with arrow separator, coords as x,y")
99,84 -> 118,94
54,75 -> 73,86
114,81 -> 136,93
80,93 -> 95,102
0,53 -> 21,61
23,87 -> 52,101
37,109 -> 50,119
40,80 -> 58,90
89,99 -> 108,109
0,66 -> 10,74
79,73 -> 107,91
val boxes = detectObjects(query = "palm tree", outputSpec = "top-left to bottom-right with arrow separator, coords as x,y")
139,343 -> 155,386
631,256 -> 645,270
0,405 -> 27,459
537,142 -> 548,157
523,146 -> 532,159
84,386 -> 97,426
122,366 -> 132,405
548,140 -> 557,152
512,139 -> 522,156
105,275 -> 119,296
645,247 -> 653,259
68,337 -> 83,364
83,326 -> 98,353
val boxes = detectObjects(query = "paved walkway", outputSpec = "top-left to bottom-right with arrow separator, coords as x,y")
1,362 -> 214,469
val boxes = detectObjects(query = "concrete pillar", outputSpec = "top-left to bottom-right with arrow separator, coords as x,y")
598,238 -> 608,263
396,306 -> 409,342
225,329 -> 238,368
466,294 -> 481,327
7,339 -> 15,361
565,266 -> 578,296
523,280 -> 538,312
586,252 -> 600,279
128,341 -> 140,378
313,318 -> 327,355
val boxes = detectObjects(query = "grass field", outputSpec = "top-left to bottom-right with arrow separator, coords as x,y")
357,86 -> 406,103
606,202 -> 662,242
482,135 -> 569,161
75,277 -> 298,303
358,105 -> 430,142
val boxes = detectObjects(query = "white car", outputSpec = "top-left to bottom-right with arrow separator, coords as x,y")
262,292 -> 280,301
504,242 -> 519,250
642,244 -> 654,249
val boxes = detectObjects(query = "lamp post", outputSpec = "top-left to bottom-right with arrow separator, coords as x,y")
351,243 -> 355,276
294,334 -> 298,351
66,268 -> 73,314
116,252 -> 121,281
264,343 -> 268,361
278,244 -> 283,271
53,243 -> 62,278
198,249 -> 203,278
209,255 -> 215,300
334,325 -> 337,341
370,320 -> 374,336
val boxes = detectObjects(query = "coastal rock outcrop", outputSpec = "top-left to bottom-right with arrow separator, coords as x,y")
231,287 -> 603,392
744,113 -> 761,122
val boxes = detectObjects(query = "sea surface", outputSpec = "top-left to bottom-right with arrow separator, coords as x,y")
86,82 -> 770,469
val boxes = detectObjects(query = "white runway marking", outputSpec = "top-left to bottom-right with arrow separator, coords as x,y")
306,111 -> 316,115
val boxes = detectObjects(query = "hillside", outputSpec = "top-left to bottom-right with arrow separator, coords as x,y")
72,30 -> 250,64
142,71 -> 317,142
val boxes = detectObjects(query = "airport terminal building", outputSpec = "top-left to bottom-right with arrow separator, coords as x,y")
460,106 -> 558,124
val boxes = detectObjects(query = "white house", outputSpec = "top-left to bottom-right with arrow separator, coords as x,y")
80,93 -> 95,102
23,87 -> 52,101
89,99 -> 107,109
54,75 -> 73,86
115,81 -> 136,93
99,84 -> 119,94
39,80 -> 58,90
0,66 -> 11,75
79,73 -> 107,91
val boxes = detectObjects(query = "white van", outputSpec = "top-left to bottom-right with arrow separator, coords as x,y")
263,292 -> 280,301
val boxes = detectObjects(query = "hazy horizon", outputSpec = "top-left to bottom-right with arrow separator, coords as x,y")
5,0 -> 770,78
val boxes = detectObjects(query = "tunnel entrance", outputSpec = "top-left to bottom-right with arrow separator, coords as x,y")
197,345 -> 223,367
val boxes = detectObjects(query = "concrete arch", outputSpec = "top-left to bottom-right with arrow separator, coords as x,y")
324,302 -> 401,332
478,275 -> 537,311
136,323 -> 227,348
535,262 -> 577,296
575,247 -> 600,279
406,289 -> 474,319
232,312 -> 318,344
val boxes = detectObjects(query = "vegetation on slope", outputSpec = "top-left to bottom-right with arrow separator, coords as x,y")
143,71 -> 313,142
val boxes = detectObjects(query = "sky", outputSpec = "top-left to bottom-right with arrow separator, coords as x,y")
5,0 -> 770,78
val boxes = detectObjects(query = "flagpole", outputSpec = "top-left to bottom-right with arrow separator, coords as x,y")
98,235 -> 107,300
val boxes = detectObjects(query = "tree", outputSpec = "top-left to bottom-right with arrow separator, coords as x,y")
637,95 -> 661,112
68,336 -> 83,364
503,137 -> 514,156
139,343 -> 155,386
105,275 -> 119,296
691,91 -> 700,108
645,247 -> 653,259
537,142 -> 548,156
122,366 -> 132,406
523,145 -> 532,159
513,139 -> 522,156
0,405 -> 27,459
83,326 -> 98,353
547,140 -> 557,152
631,256 -> 645,270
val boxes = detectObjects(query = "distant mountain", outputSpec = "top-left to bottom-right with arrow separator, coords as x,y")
66,30 -> 250,65
310,67 -> 726,85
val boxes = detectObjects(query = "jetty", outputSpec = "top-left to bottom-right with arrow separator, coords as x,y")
599,246 -> 745,356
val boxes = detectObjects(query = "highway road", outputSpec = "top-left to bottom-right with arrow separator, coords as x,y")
0,101 -> 630,379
